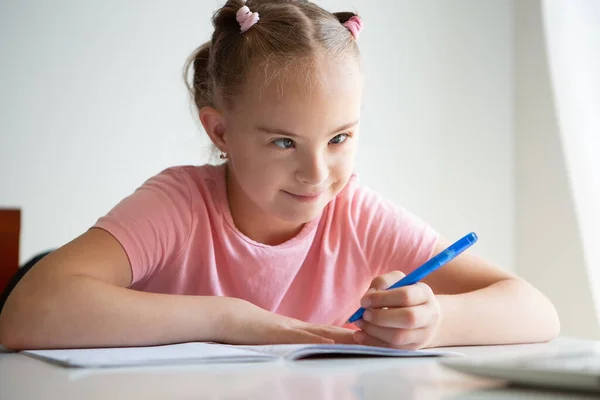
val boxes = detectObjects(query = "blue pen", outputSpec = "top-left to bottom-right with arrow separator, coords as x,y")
347,232 -> 478,323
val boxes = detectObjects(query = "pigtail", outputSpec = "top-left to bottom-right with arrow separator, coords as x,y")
332,11 -> 357,24
183,41 -> 213,109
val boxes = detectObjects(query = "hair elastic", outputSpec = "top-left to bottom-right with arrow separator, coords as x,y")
236,1 -> 259,33
343,16 -> 363,40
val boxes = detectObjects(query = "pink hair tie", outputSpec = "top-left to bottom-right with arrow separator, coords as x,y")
236,1 -> 259,33
343,16 -> 363,40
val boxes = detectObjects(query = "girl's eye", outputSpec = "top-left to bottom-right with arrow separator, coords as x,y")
273,138 -> 295,149
329,133 -> 349,145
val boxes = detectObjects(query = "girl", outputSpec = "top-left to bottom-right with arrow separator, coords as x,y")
0,0 -> 559,350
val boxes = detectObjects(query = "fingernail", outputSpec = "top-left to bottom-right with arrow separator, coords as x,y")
360,297 -> 371,307
354,320 -> 364,328
354,330 -> 366,342
366,288 -> 377,293
363,310 -> 372,321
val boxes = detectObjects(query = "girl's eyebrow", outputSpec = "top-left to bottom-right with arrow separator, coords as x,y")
256,120 -> 360,138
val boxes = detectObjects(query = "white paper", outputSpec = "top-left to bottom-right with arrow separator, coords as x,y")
237,344 -> 463,360
23,342 -> 274,368
21,342 -> 462,368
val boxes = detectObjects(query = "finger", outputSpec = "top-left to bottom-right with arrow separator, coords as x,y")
362,304 -> 436,329
354,329 -> 423,350
314,324 -> 355,334
306,325 -> 358,344
271,328 -> 335,344
268,326 -> 333,344
354,321 -> 425,349
369,271 -> 406,291
323,330 -> 358,345
362,282 -> 432,308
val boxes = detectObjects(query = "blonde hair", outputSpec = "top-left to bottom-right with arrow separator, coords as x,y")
183,0 -> 361,113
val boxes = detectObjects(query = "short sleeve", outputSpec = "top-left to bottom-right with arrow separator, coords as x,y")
92,168 -> 194,285
349,184 -> 439,277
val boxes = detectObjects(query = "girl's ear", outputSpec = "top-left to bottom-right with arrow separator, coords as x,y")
199,106 -> 228,153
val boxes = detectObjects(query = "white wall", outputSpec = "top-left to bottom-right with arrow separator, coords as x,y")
541,0 -> 600,335
350,0 -> 514,271
0,1 -> 514,275
515,0 -> 600,339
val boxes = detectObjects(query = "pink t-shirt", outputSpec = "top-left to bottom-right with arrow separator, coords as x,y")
93,164 -> 438,326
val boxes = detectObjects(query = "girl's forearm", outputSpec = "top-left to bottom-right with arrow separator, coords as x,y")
0,275 -> 235,350
429,279 -> 560,347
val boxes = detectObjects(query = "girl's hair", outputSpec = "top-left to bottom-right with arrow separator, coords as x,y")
183,0 -> 361,113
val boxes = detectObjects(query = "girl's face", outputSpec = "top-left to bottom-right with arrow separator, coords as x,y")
220,57 -> 363,241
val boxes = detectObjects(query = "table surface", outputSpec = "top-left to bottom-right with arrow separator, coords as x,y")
1,337 -> 599,400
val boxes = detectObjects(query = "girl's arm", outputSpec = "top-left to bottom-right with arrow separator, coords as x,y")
424,237 -> 560,347
0,228 -> 353,350
354,236 -> 560,349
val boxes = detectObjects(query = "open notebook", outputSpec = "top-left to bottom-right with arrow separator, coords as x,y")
21,342 -> 462,368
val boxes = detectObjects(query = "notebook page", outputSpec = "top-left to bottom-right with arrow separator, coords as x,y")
237,344 -> 462,360
22,342 -> 275,368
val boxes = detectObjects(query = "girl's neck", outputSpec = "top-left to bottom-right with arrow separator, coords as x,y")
224,164 -> 304,246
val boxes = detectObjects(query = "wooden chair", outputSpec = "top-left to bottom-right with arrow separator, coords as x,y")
0,209 -> 20,294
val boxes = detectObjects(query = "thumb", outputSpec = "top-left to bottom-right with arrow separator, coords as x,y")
369,270 -> 406,291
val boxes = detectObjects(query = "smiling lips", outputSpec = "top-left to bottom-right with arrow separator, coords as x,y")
283,190 -> 323,202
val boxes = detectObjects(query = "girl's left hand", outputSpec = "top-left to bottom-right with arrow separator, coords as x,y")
353,271 -> 442,350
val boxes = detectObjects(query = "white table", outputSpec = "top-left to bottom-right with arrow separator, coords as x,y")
1,337 -> 598,399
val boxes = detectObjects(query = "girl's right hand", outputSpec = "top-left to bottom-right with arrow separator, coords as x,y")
214,298 -> 357,345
